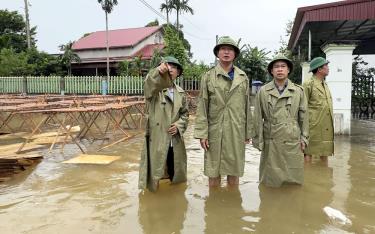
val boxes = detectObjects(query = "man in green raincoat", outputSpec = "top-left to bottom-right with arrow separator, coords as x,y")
194,36 -> 252,187
138,56 -> 189,192
303,57 -> 334,163
252,54 -> 309,187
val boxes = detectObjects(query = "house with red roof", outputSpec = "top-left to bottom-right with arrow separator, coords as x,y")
71,26 -> 164,76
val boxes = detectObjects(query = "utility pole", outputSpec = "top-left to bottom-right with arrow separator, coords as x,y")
24,0 -> 31,49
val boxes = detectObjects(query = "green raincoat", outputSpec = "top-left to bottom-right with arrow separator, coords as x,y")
252,80 -> 309,187
302,76 -> 334,156
194,65 -> 252,177
138,69 -> 189,192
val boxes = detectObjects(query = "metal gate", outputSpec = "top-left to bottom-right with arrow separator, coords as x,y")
352,72 -> 375,119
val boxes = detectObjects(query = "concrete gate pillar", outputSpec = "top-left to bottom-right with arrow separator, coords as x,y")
301,62 -> 312,83
322,44 -> 356,135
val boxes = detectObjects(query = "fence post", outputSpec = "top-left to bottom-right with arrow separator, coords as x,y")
60,76 -> 65,95
22,76 -> 28,95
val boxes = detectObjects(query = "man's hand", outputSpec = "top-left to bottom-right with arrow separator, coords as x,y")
168,125 -> 178,136
200,139 -> 209,151
158,62 -> 170,76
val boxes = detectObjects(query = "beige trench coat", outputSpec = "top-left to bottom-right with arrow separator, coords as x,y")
194,65 -> 252,177
252,80 -> 309,187
302,76 -> 334,156
138,69 -> 189,192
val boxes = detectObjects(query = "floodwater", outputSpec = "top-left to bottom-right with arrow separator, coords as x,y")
0,119 -> 374,234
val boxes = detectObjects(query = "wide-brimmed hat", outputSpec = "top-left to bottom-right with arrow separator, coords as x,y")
309,57 -> 329,72
162,56 -> 183,76
267,53 -> 293,74
213,36 -> 240,58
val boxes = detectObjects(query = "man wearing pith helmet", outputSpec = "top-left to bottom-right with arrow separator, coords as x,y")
194,36 -> 252,187
252,53 -> 309,187
302,57 -> 334,163
139,56 -> 189,192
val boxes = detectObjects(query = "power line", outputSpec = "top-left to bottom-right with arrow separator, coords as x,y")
136,0 -> 211,41
136,0 -> 167,22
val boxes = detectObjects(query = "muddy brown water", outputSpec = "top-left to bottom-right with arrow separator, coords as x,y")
0,119 -> 374,234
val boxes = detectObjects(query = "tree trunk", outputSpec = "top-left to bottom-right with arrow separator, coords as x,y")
24,0 -> 31,49
106,12 -> 109,80
176,8 -> 180,32
103,11 -> 109,95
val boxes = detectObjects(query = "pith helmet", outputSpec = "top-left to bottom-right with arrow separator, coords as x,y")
309,57 -> 329,72
162,56 -> 183,76
213,36 -> 240,58
267,53 -> 293,74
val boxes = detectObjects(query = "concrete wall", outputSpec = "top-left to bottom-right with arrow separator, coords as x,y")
322,44 -> 356,135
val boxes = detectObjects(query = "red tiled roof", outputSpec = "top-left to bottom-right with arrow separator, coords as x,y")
132,44 -> 165,59
72,26 -> 162,51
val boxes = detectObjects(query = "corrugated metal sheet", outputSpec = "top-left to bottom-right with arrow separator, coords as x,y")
288,0 -> 375,50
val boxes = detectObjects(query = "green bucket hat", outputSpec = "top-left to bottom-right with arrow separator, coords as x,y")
309,57 -> 329,72
267,53 -> 293,74
162,56 -> 183,76
213,36 -> 240,58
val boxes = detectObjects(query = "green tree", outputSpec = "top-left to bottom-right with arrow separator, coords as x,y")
98,0 -> 118,94
149,48 -> 163,68
160,0 -> 172,25
169,0 -> 194,32
162,24 -> 192,58
118,60 -> 130,76
0,48 -> 31,76
236,45 -> 270,83
0,9 -> 37,52
145,19 -> 159,27
59,41 -> 81,76
163,26 -> 188,67
26,48 -> 63,76
183,61 -> 209,80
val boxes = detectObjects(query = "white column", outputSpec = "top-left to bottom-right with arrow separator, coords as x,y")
301,62 -> 312,84
322,44 -> 356,135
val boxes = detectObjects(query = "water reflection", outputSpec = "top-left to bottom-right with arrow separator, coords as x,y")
204,187 -> 248,233
255,164 -> 334,233
138,183 -> 188,234
0,120 -> 375,233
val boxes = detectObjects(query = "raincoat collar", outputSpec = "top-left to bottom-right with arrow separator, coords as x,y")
312,75 -> 326,95
266,79 -> 296,98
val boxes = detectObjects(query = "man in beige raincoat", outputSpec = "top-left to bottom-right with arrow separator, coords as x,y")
252,54 -> 309,187
194,36 -> 252,187
303,57 -> 334,163
138,56 -> 189,192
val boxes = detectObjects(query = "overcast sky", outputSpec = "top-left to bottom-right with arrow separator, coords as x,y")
3,0 -> 374,65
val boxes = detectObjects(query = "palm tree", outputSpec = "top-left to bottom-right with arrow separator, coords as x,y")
59,41 -> 81,76
160,0 -> 172,25
97,0 -> 118,95
170,0 -> 194,32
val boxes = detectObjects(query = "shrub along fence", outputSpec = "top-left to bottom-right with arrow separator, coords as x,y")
0,76 -> 200,95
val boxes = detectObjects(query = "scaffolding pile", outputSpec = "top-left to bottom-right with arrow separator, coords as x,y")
0,94 -> 145,180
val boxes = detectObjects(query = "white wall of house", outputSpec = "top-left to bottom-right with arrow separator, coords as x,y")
75,31 -> 164,60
